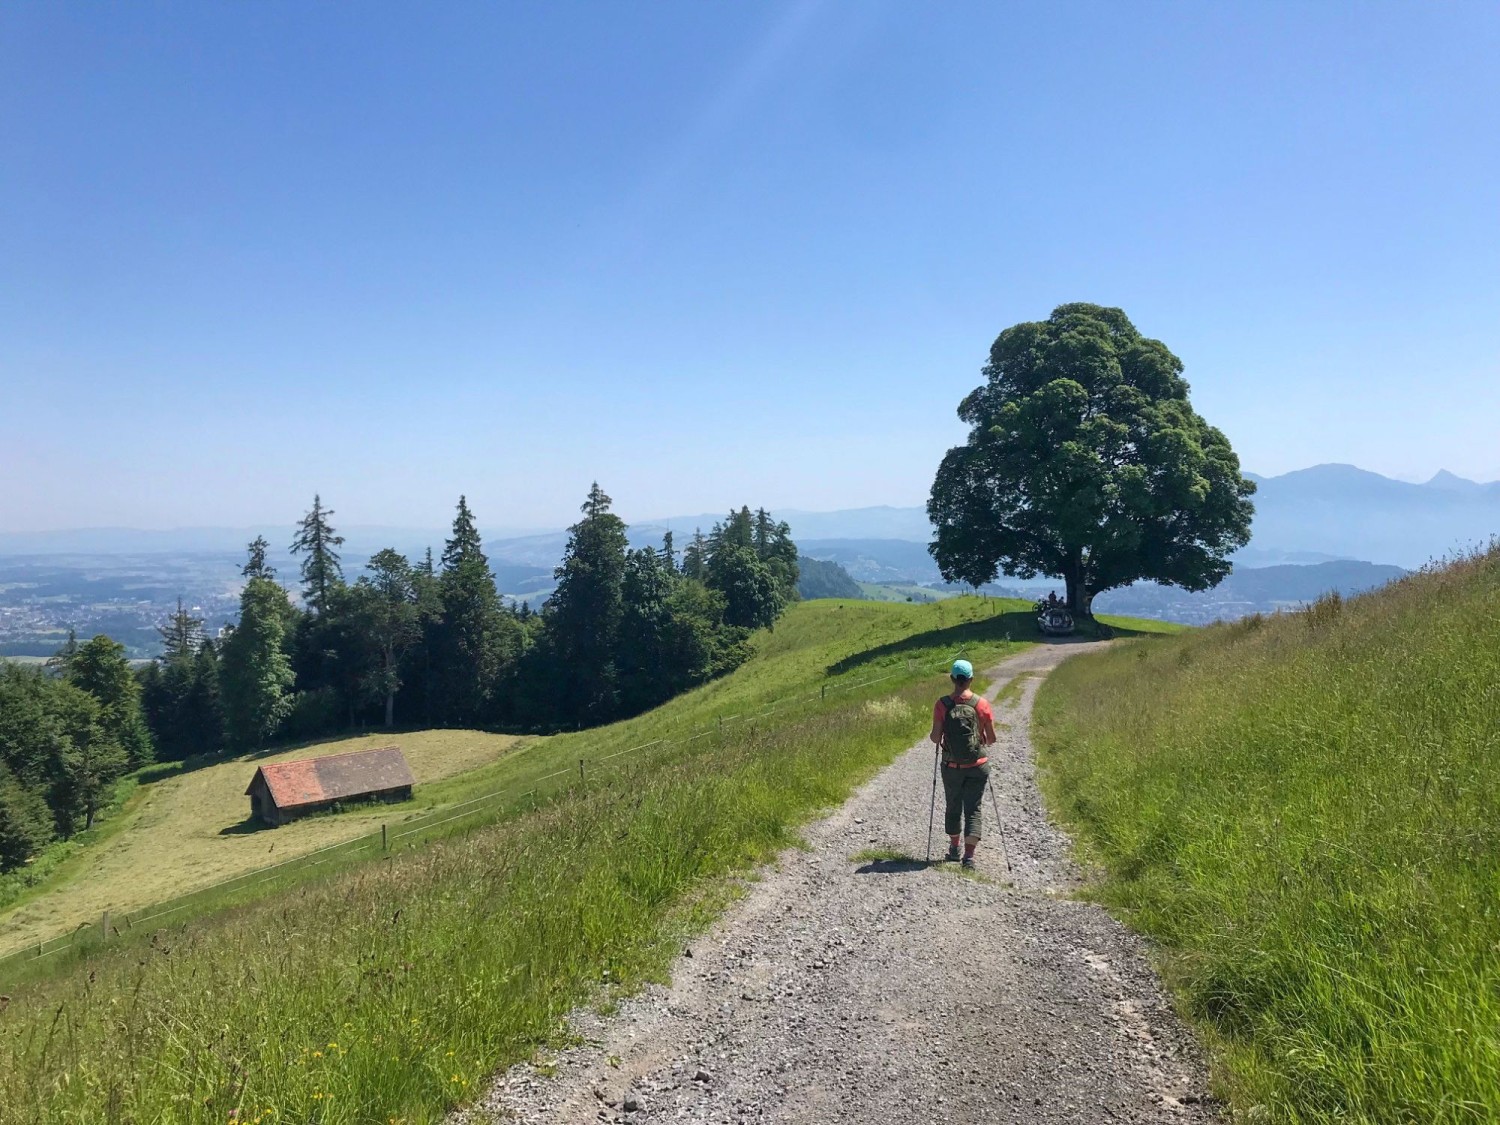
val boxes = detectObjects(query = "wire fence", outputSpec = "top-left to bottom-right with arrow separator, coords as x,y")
0,639 -> 1000,979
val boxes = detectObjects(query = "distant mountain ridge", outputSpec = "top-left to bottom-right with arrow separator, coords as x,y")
3,464 -> 1496,572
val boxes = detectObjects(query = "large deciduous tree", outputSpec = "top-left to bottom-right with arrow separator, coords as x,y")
928,303 -> 1255,616
353,549 -> 425,728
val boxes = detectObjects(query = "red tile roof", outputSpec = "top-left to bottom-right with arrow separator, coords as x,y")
246,746 -> 414,810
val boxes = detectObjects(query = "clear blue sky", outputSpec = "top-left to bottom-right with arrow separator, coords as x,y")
4,1 -> 1498,532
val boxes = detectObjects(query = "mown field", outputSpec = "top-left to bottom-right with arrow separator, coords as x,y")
1034,547 -> 1500,1123
0,596 -> 1039,1124
0,730 -> 524,956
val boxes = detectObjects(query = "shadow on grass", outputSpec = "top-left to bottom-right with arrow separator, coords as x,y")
218,818 -> 274,836
826,611 -> 1038,676
825,611 -> 1172,676
133,728 -> 433,788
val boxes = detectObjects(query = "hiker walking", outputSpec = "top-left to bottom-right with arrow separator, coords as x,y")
930,659 -> 997,869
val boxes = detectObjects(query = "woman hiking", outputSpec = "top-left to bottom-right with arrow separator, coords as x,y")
929,659 -> 997,869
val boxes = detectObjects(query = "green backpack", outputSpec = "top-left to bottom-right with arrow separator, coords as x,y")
941,694 -> 984,765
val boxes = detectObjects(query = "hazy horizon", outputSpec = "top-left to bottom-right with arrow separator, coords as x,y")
5,4 -> 1498,530
1,461 -> 1497,539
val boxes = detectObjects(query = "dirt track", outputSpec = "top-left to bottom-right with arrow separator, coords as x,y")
461,642 -> 1218,1124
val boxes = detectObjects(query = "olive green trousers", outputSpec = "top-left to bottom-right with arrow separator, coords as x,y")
941,762 -> 990,840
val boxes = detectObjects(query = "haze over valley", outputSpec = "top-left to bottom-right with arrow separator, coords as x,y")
2,462 -> 1493,657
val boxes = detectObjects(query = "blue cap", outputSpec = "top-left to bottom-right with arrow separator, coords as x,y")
951,659 -> 973,680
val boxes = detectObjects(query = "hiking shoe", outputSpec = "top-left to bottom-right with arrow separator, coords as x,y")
944,844 -> 961,862
961,855 -> 977,870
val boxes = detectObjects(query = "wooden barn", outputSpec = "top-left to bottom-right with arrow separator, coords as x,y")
245,746 -> 415,827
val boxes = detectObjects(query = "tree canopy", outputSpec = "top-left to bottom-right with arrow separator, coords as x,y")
928,303 -> 1255,615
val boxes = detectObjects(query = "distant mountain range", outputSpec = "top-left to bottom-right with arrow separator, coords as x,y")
2,464 -> 1495,576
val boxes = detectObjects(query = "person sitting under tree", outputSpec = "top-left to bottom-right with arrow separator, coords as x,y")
930,659 -> 997,869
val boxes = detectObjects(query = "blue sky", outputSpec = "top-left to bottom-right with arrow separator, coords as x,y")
3,1 -> 1498,532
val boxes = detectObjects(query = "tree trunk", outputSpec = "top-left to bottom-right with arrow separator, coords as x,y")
1064,552 -> 1094,619
384,647 -> 396,728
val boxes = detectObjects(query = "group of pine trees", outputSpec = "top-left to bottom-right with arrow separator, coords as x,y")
0,485 -> 797,873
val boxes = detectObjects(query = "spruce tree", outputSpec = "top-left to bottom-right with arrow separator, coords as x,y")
220,577 -> 296,748
157,598 -> 204,661
290,494 -> 345,615
682,530 -> 708,581
243,536 -> 276,579
68,635 -> 154,768
45,629 -> 79,675
430,497 -> 509,726
546,483 -> 629,724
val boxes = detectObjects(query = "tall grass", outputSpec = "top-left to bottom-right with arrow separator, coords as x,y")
0,597 -> 1027,1124
1034,547 -> 1500,1123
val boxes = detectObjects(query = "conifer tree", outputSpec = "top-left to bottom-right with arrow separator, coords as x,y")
220,577 -> 296,748
242,536 -> 276,579
430,497 -> 509,725
157,598 -> 204,661
46,629 -> 79,675
0,763 -> 53,872
44,679 -> 127,831
290,494 -> 345,615
546,483 -> 629,723
682,529 -> 708,581
69,635 -> 154,767
660,530 -> 676,572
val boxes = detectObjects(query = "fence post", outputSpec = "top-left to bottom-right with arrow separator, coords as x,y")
382,823 -> 388,852
101,910 -> 110,940
820,685 -> 826,700
578,758 -> 586,784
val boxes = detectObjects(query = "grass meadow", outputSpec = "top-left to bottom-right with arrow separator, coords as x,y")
0,596 -> 1034,1124
0,731 -> 524,957
1034,547 -> 1500,1123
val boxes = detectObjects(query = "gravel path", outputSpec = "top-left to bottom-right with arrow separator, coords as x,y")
461,642 -> 1219,1125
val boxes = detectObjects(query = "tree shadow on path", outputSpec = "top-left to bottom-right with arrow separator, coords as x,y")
854,856 -> 935,875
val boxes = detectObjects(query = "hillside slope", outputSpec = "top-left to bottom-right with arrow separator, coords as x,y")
1035,547 -> 1500,1122
0,597 -> 1043,1123
0,730 -> 522,956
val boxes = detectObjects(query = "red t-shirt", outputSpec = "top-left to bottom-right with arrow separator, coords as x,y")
931,693 -> 996,747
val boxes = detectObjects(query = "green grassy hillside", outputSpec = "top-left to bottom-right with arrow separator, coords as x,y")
0,596 -> 1036,1124
1035,548 -> 1500,1122
0,730 -> 523,957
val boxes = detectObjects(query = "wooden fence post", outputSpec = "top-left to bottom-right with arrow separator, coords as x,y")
381,823 -> 388,852
578,758 -> 586,784
101,911 -> 110,940
820,685 -> 826,700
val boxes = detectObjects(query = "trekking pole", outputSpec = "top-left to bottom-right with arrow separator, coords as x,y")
925,744 -> 940,863
987,769 -> 1013,874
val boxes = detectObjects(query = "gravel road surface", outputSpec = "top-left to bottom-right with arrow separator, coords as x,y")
461,641 -> 1219,1124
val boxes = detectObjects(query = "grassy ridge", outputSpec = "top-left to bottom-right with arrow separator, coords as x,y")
0,597 -> 1030,1124
1034,549 -> 1500,1122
